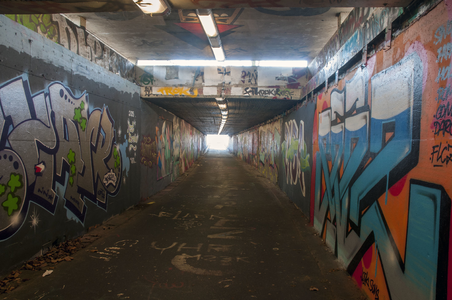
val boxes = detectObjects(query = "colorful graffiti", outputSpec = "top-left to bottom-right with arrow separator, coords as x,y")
282,119 -> 310,197
243,87 -> 296,100
313,49 -> 450,300
6,14 -> 135,81
156,87 -> 198,98
233,2 -> 452,298
156,121 -> 173,179
258,120 -> 281,183
127,111 -> 138,164
140,135 -> 157,168
172,116 -> 181,181
0,75 -> 122,240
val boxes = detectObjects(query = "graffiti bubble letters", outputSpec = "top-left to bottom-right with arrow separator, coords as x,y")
0,75 -> 122,241
156,87 -> 198,98
282,119 -> 310,196
314,53 -> 441,300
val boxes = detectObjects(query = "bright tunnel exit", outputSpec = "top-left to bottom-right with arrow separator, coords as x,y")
206,134 -> 229,150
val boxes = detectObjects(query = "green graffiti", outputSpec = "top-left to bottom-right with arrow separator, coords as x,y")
6,14 -> 58,43
67,149 -> 76,186
113,147 -> 120,169
80,118 -> 87,131
2,193 -> 20,216
140,72 -> 155,85
8,173 -> 23,193
74,107 -> 82,122
67,149 -> 75,164
300,140 -> 310,171
286,138 -> 299,160
0,184 -> 5,196
73,102 -> 87,131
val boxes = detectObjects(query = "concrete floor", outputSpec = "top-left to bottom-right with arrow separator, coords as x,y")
3,150 -> 365,300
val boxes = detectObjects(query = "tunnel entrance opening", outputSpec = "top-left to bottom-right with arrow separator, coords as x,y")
206,134 -> 229,150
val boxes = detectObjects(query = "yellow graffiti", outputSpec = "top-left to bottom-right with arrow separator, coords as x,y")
157,87 -> 198,98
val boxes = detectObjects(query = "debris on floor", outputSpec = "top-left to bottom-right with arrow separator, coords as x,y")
0,235 -> 98,294
42,270 -> 53,277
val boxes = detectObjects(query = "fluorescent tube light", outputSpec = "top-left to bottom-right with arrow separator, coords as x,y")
133,0 -> 169,14
257,60 -> 307,67
212,47 -> 225,62
198,13 -> 218,37
137,60 -> 307,67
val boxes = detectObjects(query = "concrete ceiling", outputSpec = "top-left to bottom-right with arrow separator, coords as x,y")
64,7 -> 354,61
144,97 -> 300,135
0,0 -> 411,14
0,0 -> 411,135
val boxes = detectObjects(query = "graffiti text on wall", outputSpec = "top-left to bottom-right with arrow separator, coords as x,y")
6,14 -> 135,81
432,21 -> 452,169
282,119 -> 310,196
241,69 -> 258,85
0,75 -> 122,240
156,121 -> 173,179
243,87 -> 294,99
127,111 -> 138,164
314,53 -> 450,299
258,121 -> 281,183
156,87 -> 198,98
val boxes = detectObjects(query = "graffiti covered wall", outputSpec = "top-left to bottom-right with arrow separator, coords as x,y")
258,120 -> 282,184
0,15 -> 205,276
232,1 -> 452,299
281,102 -> 315,215
5,14 -> 136,82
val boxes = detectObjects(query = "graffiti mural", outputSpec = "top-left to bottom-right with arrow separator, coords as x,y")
6,14 -> 135,82
127,111 -> 138,164
172,116 -> 181,181
155,87 -> 199,98
230,2 -> 452,299
156,121 -> 173,180
312,49 -> 452,300
258,120 -> 282,183
281,101 -> 315,215
0,75 -> 122,240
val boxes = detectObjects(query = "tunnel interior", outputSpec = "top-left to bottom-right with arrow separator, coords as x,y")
0,0 -> 451,299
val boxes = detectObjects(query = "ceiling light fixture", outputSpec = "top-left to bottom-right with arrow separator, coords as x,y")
133,0 -> 170,16
257,60 -> 308,68
197,12 -> 218,37
197,9 -> 226,62
136,60 -> 307,67
211,47 -> 225,62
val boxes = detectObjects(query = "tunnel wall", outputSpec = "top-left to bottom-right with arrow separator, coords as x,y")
233,1 -> 452,299
0,15 -> 205,276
